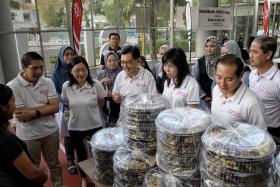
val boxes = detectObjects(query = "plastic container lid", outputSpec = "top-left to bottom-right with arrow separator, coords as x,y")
90,127 -> 124,152
144,167 -> 183,187
123,94 -> 170,112
113,146 -> 156,171
202,121 -> 276,159
155,107 -> 212,134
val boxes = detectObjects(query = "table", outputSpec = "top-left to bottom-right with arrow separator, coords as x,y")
78,158 -> 112,187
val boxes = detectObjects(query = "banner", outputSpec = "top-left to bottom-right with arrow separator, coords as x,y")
72,0 -> 83,55
263,0 -> 269,36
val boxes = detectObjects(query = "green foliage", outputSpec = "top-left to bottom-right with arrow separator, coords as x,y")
49,56 -> 57,64
10,0 -> 20,9
38,0 -> 66,27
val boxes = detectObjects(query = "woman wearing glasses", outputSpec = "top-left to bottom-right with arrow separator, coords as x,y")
62,56 -> 106,187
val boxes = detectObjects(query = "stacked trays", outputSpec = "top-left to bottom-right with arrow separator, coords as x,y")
201,122 -> 276,187
90,128 -> 124,184
113,146 -> 156,187
143,167 -> 183,187
122,94 -> 170,154
155,107 -> 212,185
274,152 -> 280,186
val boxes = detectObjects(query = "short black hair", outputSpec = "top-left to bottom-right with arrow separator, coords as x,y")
21,52 -> 44,68
0,84 -> 13,126
162,47 -> 190,88
216,54 -> 244,77
121,45 -> 140,60
253,36 -> 277,58
109,32 -> 120,40
68,56 -> 94,87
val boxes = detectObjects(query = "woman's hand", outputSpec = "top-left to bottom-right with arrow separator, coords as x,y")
101,77 -> 112,86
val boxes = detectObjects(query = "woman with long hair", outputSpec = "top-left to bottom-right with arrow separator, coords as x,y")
162,48 -> 200,108
0,84 -> 48,187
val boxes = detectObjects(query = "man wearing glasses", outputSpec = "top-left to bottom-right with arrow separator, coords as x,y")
112,45 -> 157,103
7,52 -> 63,187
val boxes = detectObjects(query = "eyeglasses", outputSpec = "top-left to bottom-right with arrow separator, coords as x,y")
27,65 -> 44,71
121,60 -> 134,65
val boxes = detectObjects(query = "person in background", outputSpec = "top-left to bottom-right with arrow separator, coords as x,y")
51,45 -> 78,174
249,37 -> 280,143
152,44 -> 170,93
211,54 -> 266,129
0,84 -> 48,187
99,33 -> 122,70
96,51 -> 122,127
138,54 -> 152,72
221,40 -> 251,86
62,56 -> 106,187
112,45 -> 157,104
192,36 -> 221,111
162,47 -> 200,108
222,37 -> 229,44
7,52 -> 63,187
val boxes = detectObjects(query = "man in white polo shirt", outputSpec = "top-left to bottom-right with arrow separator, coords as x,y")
112,45 -> 157,103
249,37 -> 280,141
7,52 -> 63,187
211,54 -> 266,129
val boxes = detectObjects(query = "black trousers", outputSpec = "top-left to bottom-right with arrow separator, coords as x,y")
268,127 -> 280,145
69,127 -> 102,177
64,136 -> 75,162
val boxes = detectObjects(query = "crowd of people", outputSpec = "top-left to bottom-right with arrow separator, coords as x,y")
1,32 -> 279,187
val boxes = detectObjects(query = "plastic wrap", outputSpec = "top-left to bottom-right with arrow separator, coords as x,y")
200,121 -> 276,187
90,128 -> 124,184
143,167 -> 183,187
274,152 -> 280,186
113,146 -> 156,186
202,121 -> 276,159
155,107 -> 211,182
120,94 -> 170,154
156,107 -> 211,135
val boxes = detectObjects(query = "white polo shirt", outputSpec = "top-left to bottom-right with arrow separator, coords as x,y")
7,74 -> 59,140
162,75 -> 200,107
211,82 -> 266,129
62,80 -> 106,131
112,66 -> 157,97
249,64 -> 280,128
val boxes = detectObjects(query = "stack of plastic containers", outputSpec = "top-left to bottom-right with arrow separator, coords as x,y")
155,107 -> 212,186
113,146 -> 156,187
201,122 -> 276,187
90,128 -> 124,184
113,94 -> 170,186
122,94 -> 170,154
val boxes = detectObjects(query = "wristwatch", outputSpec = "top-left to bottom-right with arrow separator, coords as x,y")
35,110 -> 41,118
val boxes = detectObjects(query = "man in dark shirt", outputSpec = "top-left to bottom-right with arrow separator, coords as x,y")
99,32 -> 122,69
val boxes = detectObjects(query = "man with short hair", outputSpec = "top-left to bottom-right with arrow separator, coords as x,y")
249,37 -> 280,140
99,32 -> 122,70
7,52 -> 63,187
112,45 -> 156,104
211,54 -> 266,129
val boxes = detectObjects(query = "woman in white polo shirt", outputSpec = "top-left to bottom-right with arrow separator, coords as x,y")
62,56 -> 106,187
162,47 -> 200,108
